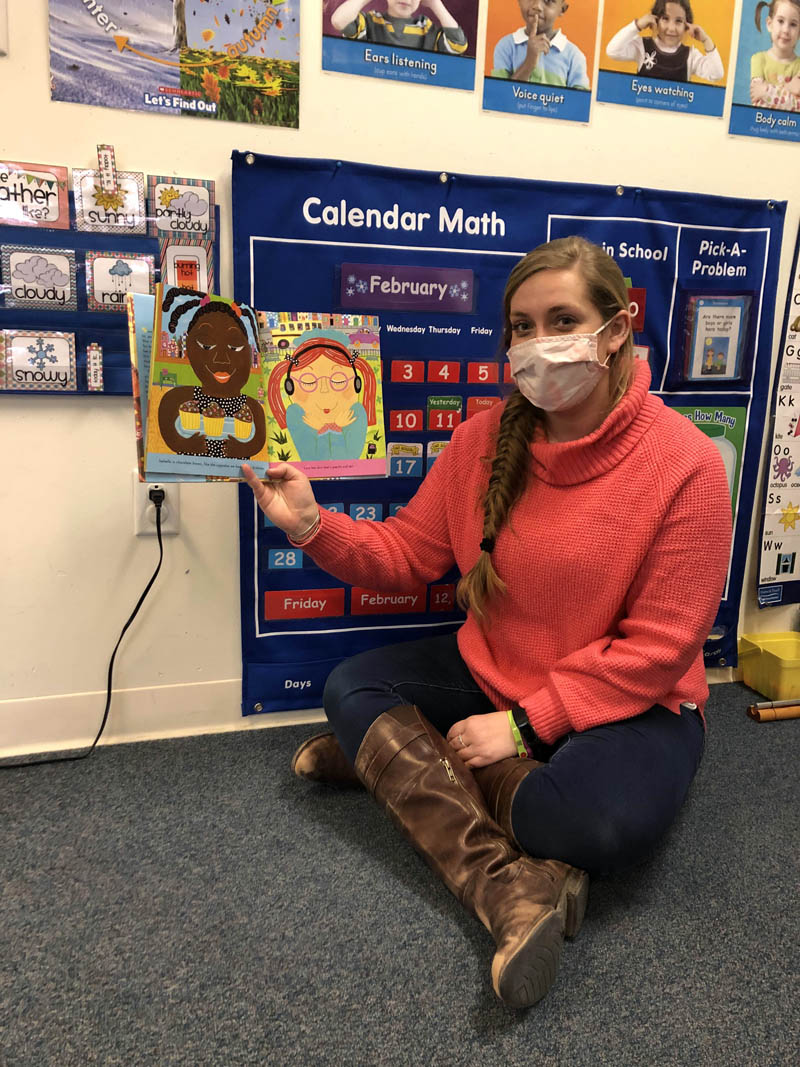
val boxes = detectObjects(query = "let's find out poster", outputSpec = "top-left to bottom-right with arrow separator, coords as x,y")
49,0 -> 300,128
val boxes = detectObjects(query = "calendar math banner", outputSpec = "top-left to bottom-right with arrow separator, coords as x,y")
234,152 -> 784,713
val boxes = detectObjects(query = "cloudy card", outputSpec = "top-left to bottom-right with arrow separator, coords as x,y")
85,250 -> 154,312
148,175 -> 215,239
2,244 -> 77,310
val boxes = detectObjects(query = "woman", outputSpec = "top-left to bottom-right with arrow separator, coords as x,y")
242,237 -> 731,1009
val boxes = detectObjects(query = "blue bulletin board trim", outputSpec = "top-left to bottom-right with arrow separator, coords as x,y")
234,152 -> 785,713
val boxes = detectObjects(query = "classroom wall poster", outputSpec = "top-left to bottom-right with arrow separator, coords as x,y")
49,0 -> 299,128
758,227 -> 800,606
729,0 -> 800,143
322,0 -> 477,90
597,0 -> 735,117
482,0 -> 598,122
232,152 -> 784,714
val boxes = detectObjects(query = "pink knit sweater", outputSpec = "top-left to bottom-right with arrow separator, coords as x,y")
301,361 -> 733,744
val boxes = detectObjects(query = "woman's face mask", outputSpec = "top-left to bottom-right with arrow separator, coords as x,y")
507,321 -> 613,412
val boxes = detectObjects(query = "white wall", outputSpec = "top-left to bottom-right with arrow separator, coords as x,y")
1,1 -> 795,755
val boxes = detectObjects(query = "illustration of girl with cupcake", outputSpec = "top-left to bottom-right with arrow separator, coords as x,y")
156,288 -> 266,460
265,329 -> 379,462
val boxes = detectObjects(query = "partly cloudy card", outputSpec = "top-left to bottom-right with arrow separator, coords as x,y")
148,175 -> 215,239
85,250 -> 154,311
73,169 -> 146,234
2,245 -> 77,310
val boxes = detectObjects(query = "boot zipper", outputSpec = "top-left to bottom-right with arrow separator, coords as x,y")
440,757 -> 457,783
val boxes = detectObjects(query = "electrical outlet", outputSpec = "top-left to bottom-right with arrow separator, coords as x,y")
132,471 -> 181,536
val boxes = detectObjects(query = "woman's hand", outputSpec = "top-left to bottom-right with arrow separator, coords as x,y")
241,462 -> 320,540
446,711 -> 518,768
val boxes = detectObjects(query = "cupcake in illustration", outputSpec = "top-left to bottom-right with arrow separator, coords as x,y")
233,404 -> 254,439
156,289 -> 265,460
178,399 -> 201,432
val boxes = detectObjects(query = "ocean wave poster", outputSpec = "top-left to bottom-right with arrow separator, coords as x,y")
49,0 -> 299,128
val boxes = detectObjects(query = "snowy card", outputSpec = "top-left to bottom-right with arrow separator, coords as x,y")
85,250 -> 154,311
1,329 -> 76,391
1,245 -> 77,310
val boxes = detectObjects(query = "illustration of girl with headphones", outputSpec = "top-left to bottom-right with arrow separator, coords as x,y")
265,329 -> 378,462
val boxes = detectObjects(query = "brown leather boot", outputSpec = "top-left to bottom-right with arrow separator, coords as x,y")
474,758 -> 589,940
354,705 -> 573,1009
291,732 -> 361,788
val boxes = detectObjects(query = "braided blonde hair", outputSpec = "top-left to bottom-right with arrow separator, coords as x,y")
455,236 -> 635,622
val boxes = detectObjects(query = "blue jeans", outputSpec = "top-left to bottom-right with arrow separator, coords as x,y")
323,633 -> 705,875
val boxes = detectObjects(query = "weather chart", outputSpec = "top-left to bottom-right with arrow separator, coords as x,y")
233,152 -> 784,715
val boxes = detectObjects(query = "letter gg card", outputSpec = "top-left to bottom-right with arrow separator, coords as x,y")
2,245 -> 77,310
147,176 -> 215,239
0,160 -> 70,229
73,169 -> 146,234
86,251 -> 154,312
1,329 -> 77,392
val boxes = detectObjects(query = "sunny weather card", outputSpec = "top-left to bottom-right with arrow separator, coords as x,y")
49,0 -> 300,129
258,312 -> 387,479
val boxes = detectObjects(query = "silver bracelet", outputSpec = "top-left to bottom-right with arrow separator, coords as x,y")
290,510 -> 321,545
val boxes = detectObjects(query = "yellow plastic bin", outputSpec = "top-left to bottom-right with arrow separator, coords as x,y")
738,632 -> 800,701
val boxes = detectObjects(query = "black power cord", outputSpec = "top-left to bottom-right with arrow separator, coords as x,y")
1,488 -> 167,770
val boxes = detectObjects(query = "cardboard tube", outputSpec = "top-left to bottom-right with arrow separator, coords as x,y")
747,704 -> 800,721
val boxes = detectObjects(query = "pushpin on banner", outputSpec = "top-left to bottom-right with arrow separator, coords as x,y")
96,145 -> 119,194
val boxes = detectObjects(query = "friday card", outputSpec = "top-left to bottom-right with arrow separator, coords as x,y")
1,329 -> 77,391
1,245 -> 77,310
147,175 -> 215,239
0,160 -> 70,229
85,250 -> 155,312
73,169 -> 146,234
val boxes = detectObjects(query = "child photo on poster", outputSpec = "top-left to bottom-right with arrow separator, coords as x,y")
322,0 -> 478,90
598,0 -> 734,116
483,0 -> 598,122
729,1 -> 800,142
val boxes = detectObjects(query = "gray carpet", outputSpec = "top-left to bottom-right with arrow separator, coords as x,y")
1,682 -> 797,1067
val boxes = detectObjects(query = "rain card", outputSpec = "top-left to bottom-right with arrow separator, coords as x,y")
159,238 -> 214,293
85,251 -> 155,311
258,312 -> 387,480
482,0 -> 597,122
144,287 -> 271,479
147,175 -> 215,239
73,168 -> 146,234
0,329 -> 76,391
1,245 -> 77,310
0,160 -> 70,229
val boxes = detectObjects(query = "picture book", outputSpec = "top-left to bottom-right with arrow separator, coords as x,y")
258,311 -> 387,480
128,291 -> 387,481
